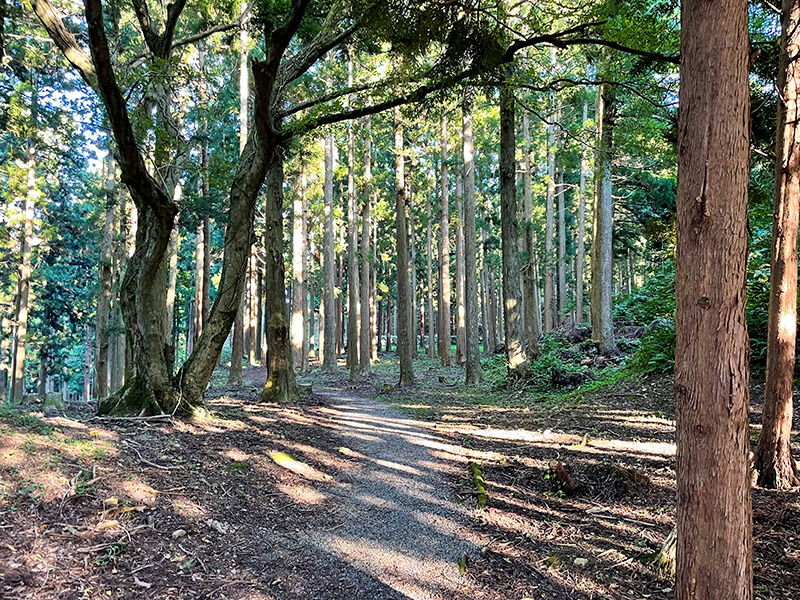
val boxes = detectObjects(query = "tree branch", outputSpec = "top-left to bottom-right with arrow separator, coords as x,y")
171,21 -> 239,49
279,80 -> 375,118
29,0 -> 97,90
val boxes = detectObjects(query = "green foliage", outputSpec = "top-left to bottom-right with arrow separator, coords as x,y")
614,261 -> 675,324
628,320 -> 675,374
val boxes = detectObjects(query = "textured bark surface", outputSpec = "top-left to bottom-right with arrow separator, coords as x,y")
292,162 -> 309,372
395,107 -> 415,386
439,112 -> 452,366
260,156 -> 299,403
463,89 -> 482,385
455,171 -> 466,366
576,102 -> 588,323
347,54 -> 360,379
322,127 -> 337,371
754,0 -> 800,490
544,60 -> 556,333
360,117 -> 373,374
591,84 -> 617,356
94,152 -> 116,400
426,174 -> 436,359
557,167 -> 566,325
522,112 -> 540,358
499,84 -> 528,375
675,0 -> 753,597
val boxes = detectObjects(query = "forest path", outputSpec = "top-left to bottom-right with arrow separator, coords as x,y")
298,388 -> 484,600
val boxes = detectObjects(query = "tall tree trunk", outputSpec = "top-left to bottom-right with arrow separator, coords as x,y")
463,89 -> 483,384
337,223 -> 344,356
95,151 -> 116,400
499,82 -> 528,375
370,218 -> 378,361
754,0 -> 800,489
455,169 -> 466,366
0,316 -> 9,400
165,183 -> 181,346
292,161 -> 309,371
439,111 -> 453,366
544,55 -> 557,333
260,154 -> 299,403
395,106 -> 415,385
10,95 -> 36,403
591,84 -> 617,355
193,222 -> 205,344
255,247 -> 263,363
347,51 -> 361,379
480,244 -> 490,355
359,116 -> 373,374
408,176 -> 418,359
426,172 -> 436,359
675,1 -> 753,597
522,112 -> 540,358
577,102 -> 588,323
322,126 -> 337,371
248,244 -> 258,365
557,166 -> 567,325
308,266 -> 316,361
83,325 -> 92,402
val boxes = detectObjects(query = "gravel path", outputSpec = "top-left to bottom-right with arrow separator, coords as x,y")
297,389 -> 484,600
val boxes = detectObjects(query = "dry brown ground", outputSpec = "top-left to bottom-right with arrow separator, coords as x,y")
0,356 -> 797,600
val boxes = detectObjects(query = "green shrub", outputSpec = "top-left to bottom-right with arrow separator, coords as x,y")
629,319 -> 675,374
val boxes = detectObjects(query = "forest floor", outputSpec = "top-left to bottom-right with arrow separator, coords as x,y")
1,351 -> 799,599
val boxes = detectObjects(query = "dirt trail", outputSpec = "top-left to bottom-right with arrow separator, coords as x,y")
298,389 -> 483,599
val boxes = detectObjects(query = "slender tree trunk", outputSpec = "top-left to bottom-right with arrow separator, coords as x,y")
522,112 -> 540,358
38,344 -> 47,400
754,0 -> 800,489
84,325 -> 92,402
95,151 -> 116,400
359,117 -> 373,374
260,154 -> 299,403
165,183 -> 181,345
308,267 -> 316,361
488,267 -> 498,351
370,218 -> 378,361
439,111 -> 453,365
455,170 -> 466,366
0,316 -> 9,400
255,247 -> 263,363
10,101 -> 36,403
408,177 -> 418,359
337,223 -> 344,356
426,175 -> 436,358
347,52 -> 360,379
499,82 -> 528,375
292,161 -> 309,371
577,102 -> 588,323
675,1 -> 753,597
591,84 -> 617,355
544,56 -> 557,333
193,222 -> 205,344
480,245 -> 490,355
463,89 -> 483,384
557,166 -> 567,325
395,106 -> 415,385
247,246 -> 258,365
322,127 -> 337,371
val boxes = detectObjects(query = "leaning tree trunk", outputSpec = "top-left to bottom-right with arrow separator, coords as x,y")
463,88 -> 483,385
754,0 -> 800,489
675,0 -> 753,597
260,154 -> 299,403
439,111 -> 453,366
395,106 -> 415,385
591,83 -> 617,356
499,81 -> 528,376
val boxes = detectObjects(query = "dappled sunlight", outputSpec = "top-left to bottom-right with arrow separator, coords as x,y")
270,451 -> 334,483
222,448 -> 252,462
170,497 -> 208,519
119,479 -> 159,505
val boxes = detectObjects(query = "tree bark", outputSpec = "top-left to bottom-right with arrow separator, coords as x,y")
395,106 -> 415,385
499,81 -> 528,375
193,222 -> 205,344
463,88 -> 483,385
544,55 -> 557,333
260,154 -> 299,403
347,51 -> 361,379
439,111 -> 453,366
95,151 -> 116,400
359,116 -> 373,374
84,325 -> 92,402
675,0 -> 753,596
292,160 -> 309,371
455,169 -> 466,366
522,112 -> 540,358
322,126 -> 337,371
754,0 -> 800,489
591,83 -> 617,355
426,171 -> 436,359
557,166 -> 567,325
10,93 -> 36,403
577,102 -> 588,323
165,183 -> 181,345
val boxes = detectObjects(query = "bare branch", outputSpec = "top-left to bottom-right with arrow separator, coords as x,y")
280,80 -> 375,118
172,21 -> 239,49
